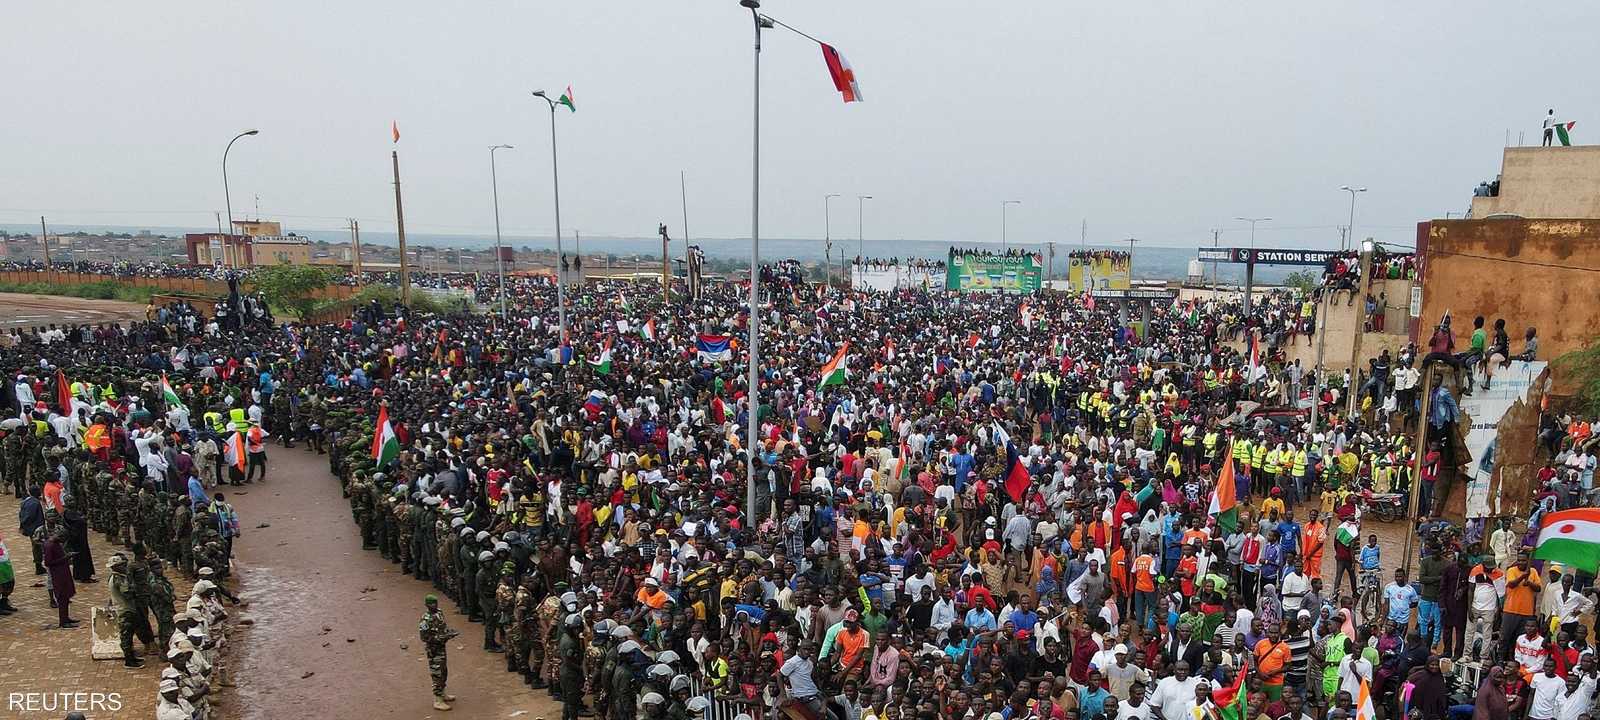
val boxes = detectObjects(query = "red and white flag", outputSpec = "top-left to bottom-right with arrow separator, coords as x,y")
820,43 -> 862,103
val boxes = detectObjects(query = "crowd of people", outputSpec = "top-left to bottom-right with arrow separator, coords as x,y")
0,265 -> 1591,720
1067,250 -> 1132,268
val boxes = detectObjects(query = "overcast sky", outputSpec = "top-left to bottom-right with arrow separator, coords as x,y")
2,1 -> 1592,250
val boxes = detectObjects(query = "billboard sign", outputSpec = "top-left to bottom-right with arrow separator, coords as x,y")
1066,253 -> 1131,291
1196,247 -> 1337,266
946,250 -> 1042,293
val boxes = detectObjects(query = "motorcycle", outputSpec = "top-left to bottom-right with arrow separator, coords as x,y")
1358,489 -> 1406,522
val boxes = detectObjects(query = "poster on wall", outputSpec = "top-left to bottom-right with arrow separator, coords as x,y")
945,250 -> 1042,293
1067,253 -> 1132,292
1459,360 -> 1546,518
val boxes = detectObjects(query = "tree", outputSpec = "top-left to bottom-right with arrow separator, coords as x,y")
253,265 -> 331,320
1556,338 -> 1600,417
1283,270 -> 1319,294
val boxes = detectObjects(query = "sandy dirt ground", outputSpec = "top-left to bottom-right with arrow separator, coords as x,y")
0,293 -> 146,329
225,445 -> 563,720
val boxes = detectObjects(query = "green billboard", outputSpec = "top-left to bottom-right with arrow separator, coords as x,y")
945,250 -> 1043,293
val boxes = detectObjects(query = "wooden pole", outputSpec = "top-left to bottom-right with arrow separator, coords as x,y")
351,219 -> 363,284
392,151 -> 410,305
1346,240 -> 1375,417
39,216 -> 51,267
1403,363 -> 1435,578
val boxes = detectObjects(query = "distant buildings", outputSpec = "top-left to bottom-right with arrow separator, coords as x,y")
184,219 -> 309,267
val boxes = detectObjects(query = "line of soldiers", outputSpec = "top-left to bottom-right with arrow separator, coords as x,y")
2,418 -> 238,669
327,412 -> 654,717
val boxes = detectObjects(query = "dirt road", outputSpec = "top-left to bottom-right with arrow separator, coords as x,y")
0,292 -> 146,329
225,446 -> 561,719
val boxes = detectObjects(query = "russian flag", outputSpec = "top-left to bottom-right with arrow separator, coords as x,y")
582,389 -> 606,418
1003,441 -> 1032,504
696,334 -> 732,362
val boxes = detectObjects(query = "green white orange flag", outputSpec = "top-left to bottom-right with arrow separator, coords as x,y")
640,317 -> 657,341
558,86 -> 576,112
1209,448 -> 1239,533
818,341 -> 850,390
160,372 -> 182,407
588,339 -> 614,375
1557,121 -> 1576,147
1534,508 -> 1600,573
372,405 -> 400,467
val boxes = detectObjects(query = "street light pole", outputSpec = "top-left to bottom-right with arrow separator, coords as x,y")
532,91 -> 568,355
857,195 -> 872,263
739,0 -> 770,525
1233,216 -> 1271,249
1340,185 -> 1367,252
222,129 -> 259,261
489,144 -> 513,317
1002,200 -> 1021,251
824,193 -> 840,287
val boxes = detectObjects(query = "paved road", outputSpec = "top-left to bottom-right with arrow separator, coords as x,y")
0,292 -> 145,329
227,445 -> 562,719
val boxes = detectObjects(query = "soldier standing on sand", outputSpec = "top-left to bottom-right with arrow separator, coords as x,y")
511,575 -> 538,684
477,549 -> 503,652
560,613 -> 587,720
108,554 -> 145,668
420,594 -> 460,712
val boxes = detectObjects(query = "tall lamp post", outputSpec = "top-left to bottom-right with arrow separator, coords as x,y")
739,0 -> 773,524
1002,200 -> 1021,251
1340,185 -> 1367,252
488,144 -> 513,317
824,193 -> 840,286
856,195 -> 872,262
531,90 -> 568,352
1233,216 -> 1271,249
222,129 -> 259,256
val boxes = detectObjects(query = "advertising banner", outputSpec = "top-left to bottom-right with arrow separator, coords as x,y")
945,250 -> 1042,293
1067,254 -> 1131,291
1460,360 -> 1546,518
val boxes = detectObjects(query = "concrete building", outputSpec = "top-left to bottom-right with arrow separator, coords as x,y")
1469,145 -> 1600,219
183,218 -> 311,267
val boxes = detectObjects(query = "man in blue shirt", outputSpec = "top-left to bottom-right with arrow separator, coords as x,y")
1277,514 -> 1302,558
964,602 -> 996,632
1382,568 -> 1419,626
951,449 -> 975,493
187,473 -> 211,511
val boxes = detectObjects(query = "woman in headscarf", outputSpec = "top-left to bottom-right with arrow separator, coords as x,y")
1457,665 -> 1508,720
1035,564 -> 1061,606
1257,582 -> 1283,632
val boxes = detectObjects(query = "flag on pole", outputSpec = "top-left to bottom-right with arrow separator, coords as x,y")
558,86 -> 576,112
588,340 -> 614,375
583,389 -> 607,416
1534,508 -> 1600,573
55,368 -> 72,413
1353,679 -> 1377,720
894,439 -> 911,481
819,43 -> 862,103
1248,335 -> 1261,380
371,405 -> 401,467
818,342 -> 850,390
640,317 -> 657,341
160,372 -> 182,407
1214,666 -> 1249,720
1557,121 -> 1576,146
392,121 -> 400,143
1209,448 -> 1239,533
1002,438 -> 1031,503
696,334 -> 732,362
225,430 -> 247,472
618,293 -> 631,311
932,352 -> 950,376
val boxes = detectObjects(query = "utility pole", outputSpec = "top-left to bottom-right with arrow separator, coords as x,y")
1044,240 -> 1055,286
39,216 -> 51,267
1403,363 -> 1437,577
349,219 -> 364,284
660,223 -> 671,295
1345,238 -> 1375,418
1210,229 -> 1221,293
392,150 -> 411,305
1308,289 -> 1331,434
680,171 -> 690,290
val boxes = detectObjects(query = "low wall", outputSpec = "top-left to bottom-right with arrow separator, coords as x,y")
0,271 -> 358,302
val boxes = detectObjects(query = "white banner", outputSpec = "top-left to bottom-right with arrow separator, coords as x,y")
1458,360 -> 1546,518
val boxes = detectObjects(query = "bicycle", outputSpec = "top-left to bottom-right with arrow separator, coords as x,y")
1355,568 -> 1382,624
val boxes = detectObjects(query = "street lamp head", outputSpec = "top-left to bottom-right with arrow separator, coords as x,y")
740,0 -> 760,8
532,90 -> 546,97
491,144 -> 514,150
243,129 -> 260,136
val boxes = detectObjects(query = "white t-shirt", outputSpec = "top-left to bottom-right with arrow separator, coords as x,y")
1528,672 -> 1565,720
1280,571 -> 1310,613
1150,676 -> 1200,720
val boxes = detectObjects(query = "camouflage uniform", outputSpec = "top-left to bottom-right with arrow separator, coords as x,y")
538,595 -> 564,687
393,497 -> 413,572
510,584 -> 537,680
419,606 -> 459,701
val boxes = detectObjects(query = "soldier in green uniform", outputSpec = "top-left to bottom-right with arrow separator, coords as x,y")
559,613 -> 587,720
172,496 -> 194,578
393,492 -> 414,573
419,594 -> 460,712
510,575 -> 538,684
494,571 -> 515,660
476,549 -> 503,651
610,640 -> 641,720
147,557 -> 177,646
127,544 -> 158,655
350,471 -> 373,549
458,532 -> 481,620
107,555 -> 146,668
